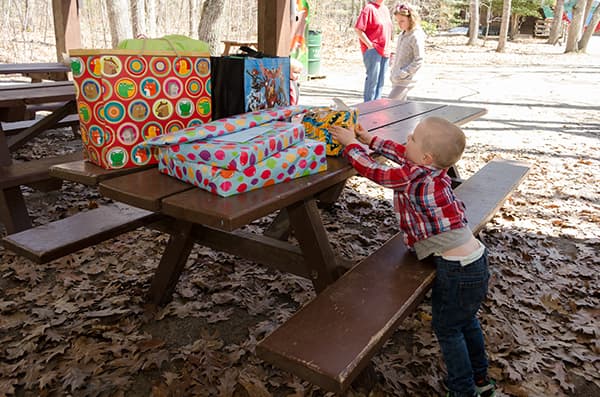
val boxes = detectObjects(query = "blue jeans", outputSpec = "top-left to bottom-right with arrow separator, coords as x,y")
362,48 -> 388,102
431,251 -> 490,397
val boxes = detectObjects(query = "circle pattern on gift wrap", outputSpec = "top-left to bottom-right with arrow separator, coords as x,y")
101,79 -> 112,101
187,119 -> 203,128
79,125 -> 89,145
105,146 -> 129,169
153,99 -> 173,120
166,120 -> 184,133
126,56 -> 147,76
87,57 -> 103,78
205,78 -> 211,96
142,122 -> 163,140
101,56 -> 122,77
70,58 -> 84,78
164,77 -> 183,99
196,97 -> 211,117
131,143 -> 152,166
176,99 -> 193,118
114,78 -> 137,100
87,147 -> 99,164
150,57 -> 171,77
94,103 -> 105,123
174,57 -> 192,77
185,78 -> 203,97
80,79 -> 101,102
128,100 -> 150,122
140,77 -> 160,99
117,123 -> 140,145
195,58 -> 210,77
78,103 -> 91,124
104,101 -> 126,123
88,125 -> 111,147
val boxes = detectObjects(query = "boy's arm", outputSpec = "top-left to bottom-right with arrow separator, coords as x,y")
370,136 -> 408,165
343,143 -> 417,189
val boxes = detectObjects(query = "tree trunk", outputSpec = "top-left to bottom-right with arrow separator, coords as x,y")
198,0 -> 226,55
130,0 -> 146,38
467,0 -> 480,45
509,14 -> 520,39
107,0 -> 133,47
578,2 -> 600,51
548,0 -> 565,45
496,0 -> 511,52
565,0 -> 585,52
189,0 -> 200,39
146,0 -> 156,37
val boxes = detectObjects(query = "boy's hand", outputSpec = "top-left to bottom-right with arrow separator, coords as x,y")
354,124 -> 373,145
329,126 -> 358,146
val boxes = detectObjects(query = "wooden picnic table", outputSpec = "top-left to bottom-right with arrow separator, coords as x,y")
0,80 -> 79,233
0,62 -> 70,82
49,99 -> 486,305
221,39 -> 259,55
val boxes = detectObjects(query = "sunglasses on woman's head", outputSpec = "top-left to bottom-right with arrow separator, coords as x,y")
394,4 -> 411,16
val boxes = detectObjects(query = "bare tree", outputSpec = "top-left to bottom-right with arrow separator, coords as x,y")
198,0 -> 226,55
130,0 -> 146,37
496,0 -> 512,52
189,0 -> 201,38
578,2 -> 600,52
467,0 -> 479,45
565,0 -> 585,52
146,0 -> 156,37
107,0 -> 133,46
548,0 -> 565,45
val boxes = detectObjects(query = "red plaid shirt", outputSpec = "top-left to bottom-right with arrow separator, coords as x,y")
344,136 -> 467,248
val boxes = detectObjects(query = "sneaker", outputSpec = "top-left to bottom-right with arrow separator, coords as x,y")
475,378 -> 496,397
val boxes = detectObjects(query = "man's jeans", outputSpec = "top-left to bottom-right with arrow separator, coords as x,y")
362,48 -> 388,102
432,251 -> 490,396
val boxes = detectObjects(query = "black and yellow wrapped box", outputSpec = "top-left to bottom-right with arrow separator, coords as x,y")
301,107 -> 359,156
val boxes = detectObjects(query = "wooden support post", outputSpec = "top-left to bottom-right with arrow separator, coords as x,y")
52,0 -> 81,62
257,0 -> 291,56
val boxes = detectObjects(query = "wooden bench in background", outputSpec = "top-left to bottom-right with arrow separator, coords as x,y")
2,202 -> 160,264
256,159 -> 531,394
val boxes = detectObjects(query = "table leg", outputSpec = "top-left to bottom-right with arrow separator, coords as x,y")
147,220 -> 195,306
287,199 -> 336,292
0,128 -> 32,233
264,209 -> 290,241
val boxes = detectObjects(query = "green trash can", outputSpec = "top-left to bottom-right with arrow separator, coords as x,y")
307,30 -> 322,76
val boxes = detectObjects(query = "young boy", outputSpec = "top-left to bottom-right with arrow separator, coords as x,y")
330,117 -> 495,397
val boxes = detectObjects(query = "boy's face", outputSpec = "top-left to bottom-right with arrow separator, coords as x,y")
405,123 -> 433,166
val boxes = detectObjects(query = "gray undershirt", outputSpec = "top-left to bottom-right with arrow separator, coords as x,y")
413,226 -> 474,260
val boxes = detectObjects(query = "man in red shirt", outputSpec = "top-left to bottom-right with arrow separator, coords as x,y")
354,0 -> 393,102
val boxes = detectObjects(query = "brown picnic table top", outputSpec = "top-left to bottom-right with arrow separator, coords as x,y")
49,99 -> 487,305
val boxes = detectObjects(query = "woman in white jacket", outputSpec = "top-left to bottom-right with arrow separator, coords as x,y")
388,3 -> 425,101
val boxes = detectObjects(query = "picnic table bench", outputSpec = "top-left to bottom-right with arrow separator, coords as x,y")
256,158 -> 530,394
0,62 -> 70,83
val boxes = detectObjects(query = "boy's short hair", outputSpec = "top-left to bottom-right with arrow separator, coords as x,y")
420,117 -> 466,169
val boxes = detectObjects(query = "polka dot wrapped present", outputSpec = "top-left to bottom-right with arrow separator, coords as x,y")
158,139 -> 327,197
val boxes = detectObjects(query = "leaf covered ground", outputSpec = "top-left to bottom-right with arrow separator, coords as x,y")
1,36 -> 599,396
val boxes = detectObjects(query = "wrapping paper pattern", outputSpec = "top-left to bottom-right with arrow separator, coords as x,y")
146,105 -> 308,147
302,107 -> 359,156
158,139 -> 327,197
70,49 -> 212,169
166,121 -> 304,171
